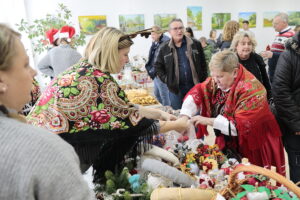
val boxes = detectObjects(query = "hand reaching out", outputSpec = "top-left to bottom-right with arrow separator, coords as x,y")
191,115 -> 214,126
174,117 -> 189,133
160,110 -> 177,121
138,106 -> 177,121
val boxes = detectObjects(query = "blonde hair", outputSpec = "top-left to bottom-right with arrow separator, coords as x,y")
230,31 -> 257,52
222,20 -> 239,41
84,27 -> 133,73
0,24 -> 21,71
209,50 -> 239,72
0,24 -> 26,122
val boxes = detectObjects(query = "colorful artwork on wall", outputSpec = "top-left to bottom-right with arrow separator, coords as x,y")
154,14 -> 176,29
78,15 -> 107,34
239,12 -> 256,28
288,11 -> 300,26
263,11 -> 279,27
212,13 -> 231,29
187,6 -> 202,30
119,14 -> 145,33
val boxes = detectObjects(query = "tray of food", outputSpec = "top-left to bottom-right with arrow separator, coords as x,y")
125,89 -> 159,106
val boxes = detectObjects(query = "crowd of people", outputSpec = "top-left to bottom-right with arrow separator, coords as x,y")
0,10 -> 300,199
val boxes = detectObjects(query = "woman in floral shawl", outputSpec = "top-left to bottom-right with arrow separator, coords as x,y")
27,27 -> 188,182
180,50 -> 285,176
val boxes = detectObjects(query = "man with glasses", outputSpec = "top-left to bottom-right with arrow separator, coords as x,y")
261,12 -> 294,83
155,18 -> 207,110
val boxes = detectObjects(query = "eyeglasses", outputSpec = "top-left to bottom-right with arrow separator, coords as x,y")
170,26 -> 184,31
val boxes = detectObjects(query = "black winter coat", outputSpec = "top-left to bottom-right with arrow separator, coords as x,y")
273,32 -> 300,135
154,36 -> 207,94
238,52 -> 272,100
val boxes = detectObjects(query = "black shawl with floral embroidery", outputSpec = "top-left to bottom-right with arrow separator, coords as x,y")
27,60 -> 159,182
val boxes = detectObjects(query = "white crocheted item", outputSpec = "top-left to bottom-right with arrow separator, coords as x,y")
143,145 -> 180,166
141,158 -> 195,187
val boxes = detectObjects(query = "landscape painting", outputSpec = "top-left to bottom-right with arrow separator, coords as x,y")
154,14 -> 176,29
239,12 -> 256,28
263,11 -> 279,27
187,6 -> 202,30
119,14 -> 145,33
212,13 -> 231,29
288,11 -> 300,26
78,15 -> 107,34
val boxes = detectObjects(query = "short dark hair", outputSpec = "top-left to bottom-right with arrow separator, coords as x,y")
185,27 -> 194,37
242,20 -> 249,24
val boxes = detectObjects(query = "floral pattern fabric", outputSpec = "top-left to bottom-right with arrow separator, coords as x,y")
27,60 -> 142,134
22,78 -> 41,115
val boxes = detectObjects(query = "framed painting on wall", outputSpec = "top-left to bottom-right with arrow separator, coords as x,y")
78,15 -> 107,35
263,11 -> 279,27
212,13 -> 231,29
239,12 -> 256,28
288,11 -> 300,26
154,14 -> 176,29
119,14 -> 145,33
187,6 -> 202,31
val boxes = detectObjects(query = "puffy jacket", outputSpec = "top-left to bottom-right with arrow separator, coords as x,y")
273,32 -> 300,135
154,36 -> 207,94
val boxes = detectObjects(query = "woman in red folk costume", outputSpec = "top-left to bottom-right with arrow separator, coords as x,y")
180,50 -> 285,176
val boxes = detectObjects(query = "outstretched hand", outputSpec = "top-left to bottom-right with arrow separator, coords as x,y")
174,117 -> 190,133
160,110 -> 177,121
191,115 -> 213,126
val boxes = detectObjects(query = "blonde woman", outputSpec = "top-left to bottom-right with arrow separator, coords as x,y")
27,27 -> 189,183
230,31 -> 272,100
220,20 -> 239,50
0,24 -> 94,199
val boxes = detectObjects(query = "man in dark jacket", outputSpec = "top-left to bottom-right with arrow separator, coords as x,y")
273,32 -> 300,183
154,18 -> 207,109
145,26 -> 170,106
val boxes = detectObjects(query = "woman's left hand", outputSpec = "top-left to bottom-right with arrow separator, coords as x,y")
191,115 -> 214,126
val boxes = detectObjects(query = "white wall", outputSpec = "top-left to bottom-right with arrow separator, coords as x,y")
24,0 -> 300,65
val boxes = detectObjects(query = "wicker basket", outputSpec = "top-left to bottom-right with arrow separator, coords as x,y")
150,188 -> 217,200
219,164 -> 300,199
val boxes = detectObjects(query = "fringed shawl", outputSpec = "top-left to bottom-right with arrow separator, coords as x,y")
185,64 -> 282,155
27,60 -> 159,182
